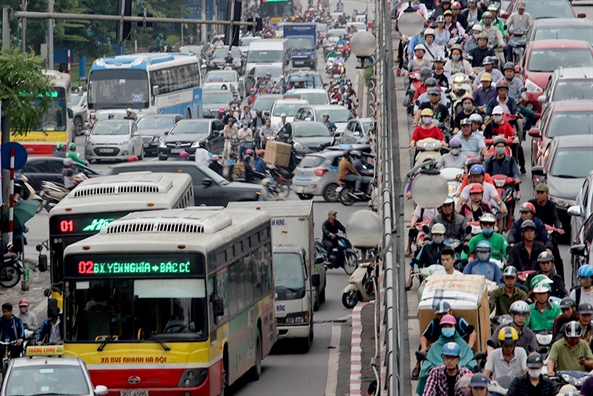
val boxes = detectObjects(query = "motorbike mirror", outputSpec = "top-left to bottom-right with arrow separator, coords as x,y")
568,205 -> 582,217
531,166 -> 545,176
514,65 -> 521,74
422,224 -> 430,234
465,225 -> 472,234
570,244 -> 587,257
462,245 -> 470,254
94,386 -> 109,396
528,128 -> 541,138
474,351 -> 486,361
44,288 -> 52,297
35,244 -> 43,252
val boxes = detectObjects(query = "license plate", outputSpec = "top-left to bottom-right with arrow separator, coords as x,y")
295,61 -> 305,65
171,148 -> 183,153
143,143 -> 149,148
275,304 -> 287,313
120,391 -> 148,396
99,148 -> 113,153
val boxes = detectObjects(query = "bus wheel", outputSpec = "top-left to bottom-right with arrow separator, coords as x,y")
249,329 -> 262,381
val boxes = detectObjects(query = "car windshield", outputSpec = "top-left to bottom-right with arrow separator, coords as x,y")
294,123 -> 331,137
328,29 -> 346,38
247,50 -> 283,63
170,121 -> 210,135
71,95 -> 83,106
137,116 -> 175,130
92,122 -> 130,136
253,96 -> 278,112
315,108 -> 353,122
206,72 -> 236,83
287,37 -> 316,50
273,253 -> 305,291
5,365 -> 90,395
362,122 -> 373,133
273,102 -> 307,116
203,91 -> 233,104
97,112 -> 126,121
547,112 -> 593,138
317,24 -> 328,33
551,147 -> 593,178
535,27 -> 593,44
295,92 -> 328,105
240,37 -> 260,46
255,68 -> 283,78
552,80 -> 593,101
524,1 -> 575,18
212,48 -> 241,60
528,48 -> 593,72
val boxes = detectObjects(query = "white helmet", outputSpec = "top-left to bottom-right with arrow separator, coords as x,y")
472,24 -> 483,33
414,44 -> 427,52
510,300 -> 530,315
424,28 -> 435,37
469,114 -> 483,124
492,105 -> 504,115
431,223 -> 446,235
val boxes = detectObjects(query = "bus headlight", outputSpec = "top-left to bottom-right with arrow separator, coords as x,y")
178,368 -> 208,387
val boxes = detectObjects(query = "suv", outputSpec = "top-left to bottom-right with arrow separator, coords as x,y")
538,67 -> 593,112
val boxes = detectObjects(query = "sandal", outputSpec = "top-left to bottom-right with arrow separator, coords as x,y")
411,365 -> 420,379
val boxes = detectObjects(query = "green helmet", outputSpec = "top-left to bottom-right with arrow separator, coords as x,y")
56,143 -> 65,150
69,143 -> 77,150
322,112 -> 330,117
531,274 -> 553,293
482,11 -> 493,18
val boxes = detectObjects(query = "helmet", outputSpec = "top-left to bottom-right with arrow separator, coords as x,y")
469,165 -> 485,175
257,149 -> 265,156
466,157 -> 481,168
470,373 -> 489,388
578,265 -> 593,278
521,220 -> 536,231
537,251 -> 555,263
510,300 -> 530,315
476,240 -> 492,251
435,300 -> 452,314
482,11 -> 493,18
56,143 -> 65,150
219,107 -> 225,113
440,314 -> 457,325
243,154 -> 252,161
63,158 -> 74,166
503,61 -> 515,71
565,321 -> 582,338
477,32 -> 489,40
526,353 -> 544,368
69,143 -> 77,150
179,151 -> 189,159
246,149 -> 254,156
493,136 -> 507,146
482,56 -> 495,65
436,15 -> 445,23
449,138 -> 462,148
533,281 -> 552,293
322,112 -> 330,117
452,2 -> 462,9
502,266 -> 518,278
433,57 -> 446,63
480,213 -> 496,223
441,342 -> 461,357
431,223 -> 446,235
488,4 -> 498,11
469,114 -> 483,124
425,77 -> 438,87
496,83 -> 509,91
519,202 -> 536,213
419,67 -> 432,81
461,94 -> 474,104
424,28 -> 435,37
498,326 -> 519,346
469,183 -> 484,194
420,108 -> 434,117
443,196 -> 455,205
492,105 -> 505,115
559,298 -> 577,309
480,72 -> 493,82
414,44 -> 427,52
450,44 -> 463,54
472,24 -> 483,33
18,299 -> 29,307
127,155 -> 138,162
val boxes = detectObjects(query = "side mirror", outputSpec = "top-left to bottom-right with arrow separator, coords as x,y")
415,351 -> 427,361
152,85 -> 160,96
212,295 -> 225,317
570,244 -> 587,257
528,128 -> 541,138
67,108 -> 74,119
353,131 -> 360,137
312,273 -> 320,287
531,166 -> 545,176
537,95 -> 546,105
202,177 -> 213,187
315,256 -> 325,265
94,386 -> 109,395
422,224 -> 430,234
568,205 -> 583,217
462,245 -> 470,254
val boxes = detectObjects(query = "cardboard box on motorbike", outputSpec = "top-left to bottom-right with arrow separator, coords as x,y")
418,274 -> 490,353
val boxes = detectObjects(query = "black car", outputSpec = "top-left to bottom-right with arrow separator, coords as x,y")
158,119 -> 225,160
17,157 -> 102,192
136,114 -> 184,156
110,162 -> 265,206
279,121 -> 335,156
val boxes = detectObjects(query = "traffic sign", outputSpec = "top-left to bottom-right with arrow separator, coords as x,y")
1,143 -> 28,171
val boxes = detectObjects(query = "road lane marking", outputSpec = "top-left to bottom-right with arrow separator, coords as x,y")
325,325 -> 341,396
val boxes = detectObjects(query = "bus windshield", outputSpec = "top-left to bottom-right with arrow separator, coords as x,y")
88,69 -> 149,109
247,50 -> 283,63
36,101 -> 67,132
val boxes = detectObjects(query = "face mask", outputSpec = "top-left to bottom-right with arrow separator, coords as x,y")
478,252 -> 490,262
495,147 -> 506,155
484,20 -> 492,26
528,369 -> 540,378
422,117 -> 432,125
452,55 -> 461,61
433,236 -> 445,244
19,307 -> 27,314
473,33 -> 479,39
442,328 -> 455,338
463,104 -> 473,111
492,115 -> 503,123
482,228 -> 494,237
450,148 -> 460,156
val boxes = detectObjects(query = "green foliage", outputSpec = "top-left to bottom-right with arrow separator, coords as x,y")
0,47 -> 54,135
166,35 -> 180,45
364,63 -> 373,88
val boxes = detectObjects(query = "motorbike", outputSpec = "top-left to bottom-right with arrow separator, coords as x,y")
555,370 -> 593,389
0,340 -> 18,372
40,181 -> 70,212
413,138 -> 442,167
314,232 -> 358,275
491,174 -> 517,232
330,64 -> 345,79
535,330 -> 553,360
440,167 -> 464,205
403,71 -> 422,117
0,247 -> 25,289
485,137 -> 514,158
16,176 -> 43,213
508,28 -> 527,65
260,175 -> 288,200
488,375 -> 513,396
342,263 -> 375,308
336,178 -> 372,206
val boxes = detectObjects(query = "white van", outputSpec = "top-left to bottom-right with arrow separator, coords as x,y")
246,39 -> 292,74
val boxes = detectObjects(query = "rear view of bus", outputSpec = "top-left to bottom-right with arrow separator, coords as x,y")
48,172 -> 194,285
62,207 -> 276,395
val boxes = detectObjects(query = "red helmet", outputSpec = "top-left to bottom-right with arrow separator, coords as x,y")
469,183 -> 484,194
179,151 -> 189,158
257,149 -> 265,156
519,202 -> 536,213
128,155 -> 138,162
246,149 -> 254,155
18,299 -> 29,307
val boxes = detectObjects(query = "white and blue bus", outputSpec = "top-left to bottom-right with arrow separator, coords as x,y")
87,53 -> 203,118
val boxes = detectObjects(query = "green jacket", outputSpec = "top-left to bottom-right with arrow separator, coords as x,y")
66,150 -> 87,166
461,233 -> 509,261
526,301 -> 561,333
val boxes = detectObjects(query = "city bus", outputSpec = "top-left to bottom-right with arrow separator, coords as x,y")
11,70 -> 74,156
61,207 -> 276,395
47,172 -> 194,287
260,0 -> 295,23
87,53 -> 203,119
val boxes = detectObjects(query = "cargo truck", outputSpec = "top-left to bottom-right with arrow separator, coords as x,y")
283,23 -> 318,70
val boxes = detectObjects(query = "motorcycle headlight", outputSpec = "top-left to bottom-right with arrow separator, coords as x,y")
525,78 -> 543,93
448,184 -> 457,194
454,75 -> 465,84
424,143 -> 436,150
494,179 -> 506,187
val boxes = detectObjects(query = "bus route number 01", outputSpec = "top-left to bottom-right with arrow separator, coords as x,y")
60,220 -> 74,233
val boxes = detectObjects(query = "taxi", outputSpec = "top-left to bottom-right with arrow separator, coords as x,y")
1,345 -> 108,396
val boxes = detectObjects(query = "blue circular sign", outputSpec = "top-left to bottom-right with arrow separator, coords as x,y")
1,143 -> 29,171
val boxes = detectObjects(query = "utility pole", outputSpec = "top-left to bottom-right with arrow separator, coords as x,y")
48,0 -> 54,70
2,6 -> 10,48
21,0 -> 28,52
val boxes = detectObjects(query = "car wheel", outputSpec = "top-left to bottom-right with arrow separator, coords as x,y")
322,183 -> 339,202
297,193 -> 314,200
73,117 -> 84,136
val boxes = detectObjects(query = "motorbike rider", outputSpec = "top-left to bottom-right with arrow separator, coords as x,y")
222,50 -> 235,68
410,67 -> 433,103
450,2 -> 468,30
507,353 -> 556,396
243,155 -> 264,184
432,58 -> 452,89
469,114 -> 484,136
437,139 -> 467,170
507,220 -> 547,272
422,342 -> 473,396
480,12 -> 505,51
463,240 -> 503,285
413,223 -> 451,270
488,300 -> 538,355
16,299 -> 38,334
468,33 -> 495,68
422,28 -> 445,62
484,136 -> 521,199
502,62 -> 535,132
485,84 -> 518,121
414,88 -> 450,127
229,92 -> 242,108
463,213 -> 508,261
322,113 -> 337,134
526,278 -> 561,332
554,298 -> 578,340
444,10 -> 465,38
338,150 -> 367,194
52,143 -> 67,158
462,0 -> 483,26
406,203 -> 439,257
433,16 -> 451,47
529,183 -> 564,271
484,326 -> 527,381
457,165 -> 504,212
453,95 -> 478,134
554,303 -> 593,345
570,265 -> 593,307
237,120 -> 253,159
459,183 -> 495,221
36,310 -> 63,345
453,119 -> 488,158
410,108 -> 446,149
62,159 -> 85,190
66,143 -> 87,165
483,105 -> 526,174
321,210 -> 347,262
489,266 -> 527,315
222,116 -> 238,161
258,118 -> 276,148
472,73 -> 497,108
463,24 -> 483,54
548,321 -> 593,376
351,151 -> 373,192
414,78 -> 448,112
474,57 -> 504,88
0,303 -> 24,358
485,4 -> 509,38
430,196 -> 469,241
507,202 -> 553,250
523,251 -> 567,299
506,2 -> 532,61
431,0 -> 452,21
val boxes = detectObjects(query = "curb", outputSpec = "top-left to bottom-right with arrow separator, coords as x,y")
349,301 -> 371,396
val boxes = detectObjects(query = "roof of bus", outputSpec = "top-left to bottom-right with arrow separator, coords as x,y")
49,172 -> 193,217
227,201 -> 313,218
91,52 -> 197,70
42,70 -> 71,85
63,207 -> 271,255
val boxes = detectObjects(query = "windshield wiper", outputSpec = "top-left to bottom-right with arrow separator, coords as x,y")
149,334 -> 171,351
552,174 -> 578,178
97,315 -> 130,351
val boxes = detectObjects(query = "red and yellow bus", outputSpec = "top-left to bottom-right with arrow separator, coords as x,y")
11,70 -> 74,155
62,207 -> 277,395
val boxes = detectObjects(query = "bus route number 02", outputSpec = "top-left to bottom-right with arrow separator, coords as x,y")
78,261 -> 95,274
60,220 -> 74,233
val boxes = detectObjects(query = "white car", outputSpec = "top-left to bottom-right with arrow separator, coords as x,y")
84,119 -> 144,162
70,91 -> 88,136
286,89 -> 330,105
204,70 -> 241,95
270,98 -> 309,126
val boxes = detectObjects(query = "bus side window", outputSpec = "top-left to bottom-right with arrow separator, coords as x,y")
244,256 -> 254,305
236,258 -> 245,311
228,263 -> 238,316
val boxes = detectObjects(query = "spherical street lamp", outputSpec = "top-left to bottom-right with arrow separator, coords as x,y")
398,4 -> 425,37
350,31 -> 376,59
346,210 -> 383,249
409,168 -> 449,209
